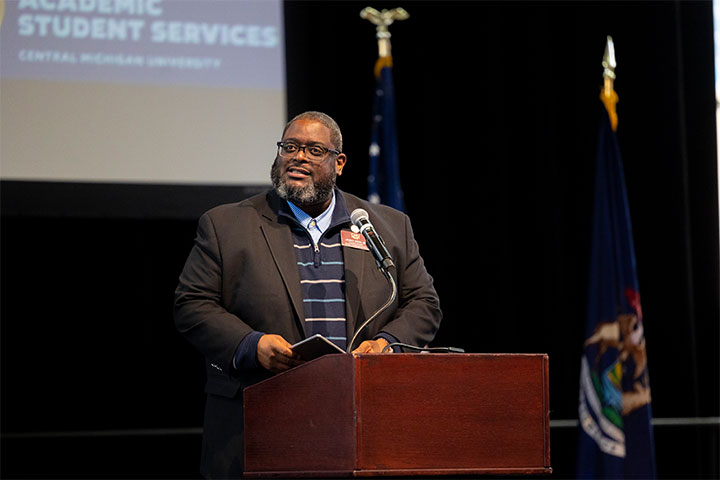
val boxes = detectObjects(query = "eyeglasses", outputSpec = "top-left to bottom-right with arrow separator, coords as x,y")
276,141 -> 340,162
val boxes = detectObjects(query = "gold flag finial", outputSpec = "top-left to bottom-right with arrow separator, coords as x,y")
361,7 -> 408,69
601,35 -> 619,131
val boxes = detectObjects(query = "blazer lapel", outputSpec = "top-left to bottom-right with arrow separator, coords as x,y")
340,193 -> 368,344
258,197 -> 306,337
343,243 -> 366,344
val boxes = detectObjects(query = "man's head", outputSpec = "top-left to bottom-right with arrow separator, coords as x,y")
271,111 -> 347,216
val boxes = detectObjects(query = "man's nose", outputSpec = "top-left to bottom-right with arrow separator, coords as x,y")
294,146 -> 310,161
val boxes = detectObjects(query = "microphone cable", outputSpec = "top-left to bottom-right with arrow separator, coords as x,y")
381,343 -> 466,354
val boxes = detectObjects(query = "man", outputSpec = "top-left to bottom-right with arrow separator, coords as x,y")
174,111 -> 442,478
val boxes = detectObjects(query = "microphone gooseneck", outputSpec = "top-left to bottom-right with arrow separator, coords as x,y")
346,208 -> 397,353
346,267 -> 397,353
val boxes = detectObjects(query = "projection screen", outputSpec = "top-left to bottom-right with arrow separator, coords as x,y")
0,0 -> 285,186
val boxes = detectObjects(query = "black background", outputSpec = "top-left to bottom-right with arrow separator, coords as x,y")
1,1 -> 718,478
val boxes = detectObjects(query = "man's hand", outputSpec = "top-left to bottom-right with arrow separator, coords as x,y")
257,334 -> 304,373
352,337 -> 391,354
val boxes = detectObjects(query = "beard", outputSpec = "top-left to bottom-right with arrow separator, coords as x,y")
271,157 -> 336,207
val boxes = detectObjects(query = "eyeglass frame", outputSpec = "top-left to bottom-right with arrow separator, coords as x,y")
276,141 -> 341,162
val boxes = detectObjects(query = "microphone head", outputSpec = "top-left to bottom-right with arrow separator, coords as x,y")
350,208 -> 369,226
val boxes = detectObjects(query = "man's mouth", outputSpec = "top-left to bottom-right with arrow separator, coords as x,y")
287,166 -> 311,180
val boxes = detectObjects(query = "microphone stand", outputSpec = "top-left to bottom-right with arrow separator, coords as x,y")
346,263 -> 397,353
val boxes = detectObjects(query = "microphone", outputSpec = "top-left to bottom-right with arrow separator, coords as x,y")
346,208 -> 397,352
350,208 -> 394,271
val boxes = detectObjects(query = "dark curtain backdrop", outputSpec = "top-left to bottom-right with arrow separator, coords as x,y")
1,1 -> 718,478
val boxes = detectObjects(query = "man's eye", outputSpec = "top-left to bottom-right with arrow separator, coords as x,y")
283,143 -> 299,153
308,146 -> 326,157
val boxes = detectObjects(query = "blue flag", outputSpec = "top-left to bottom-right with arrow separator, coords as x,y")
577,105 -> 657,479
368,58 -> 404,211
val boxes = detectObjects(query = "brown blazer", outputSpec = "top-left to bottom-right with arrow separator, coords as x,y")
174,188 -> 442,478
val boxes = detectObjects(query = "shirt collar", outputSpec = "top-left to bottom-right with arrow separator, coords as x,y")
287,190 -> 336,235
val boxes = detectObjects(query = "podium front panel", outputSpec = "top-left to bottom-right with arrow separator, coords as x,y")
244,354 -> 357,475
354,354 -> 550,474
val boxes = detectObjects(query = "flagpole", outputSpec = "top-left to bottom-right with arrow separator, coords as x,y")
360,6 -> 407,211
601,35 -> 619,131
360,7 -> 409,58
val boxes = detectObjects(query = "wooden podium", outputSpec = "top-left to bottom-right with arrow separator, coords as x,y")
244,353 -> 550,478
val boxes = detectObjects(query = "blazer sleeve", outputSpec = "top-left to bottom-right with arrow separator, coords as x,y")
378,213 -> 442,347
174,212 -> 255,374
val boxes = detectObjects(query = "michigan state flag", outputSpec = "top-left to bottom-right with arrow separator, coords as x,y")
577,103 -> 657,478
367,56 -> 404,211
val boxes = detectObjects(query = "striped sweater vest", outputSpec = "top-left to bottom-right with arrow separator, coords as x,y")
290,226 -> 347,350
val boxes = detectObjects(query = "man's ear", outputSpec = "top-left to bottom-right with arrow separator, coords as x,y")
335,153 -> 347,176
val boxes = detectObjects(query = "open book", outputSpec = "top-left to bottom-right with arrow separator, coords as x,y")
291,334 -> 346,361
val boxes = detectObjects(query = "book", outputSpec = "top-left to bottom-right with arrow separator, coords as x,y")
291,334 -> 346,361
